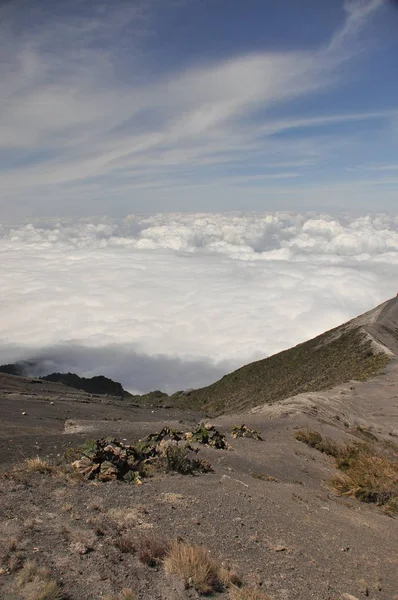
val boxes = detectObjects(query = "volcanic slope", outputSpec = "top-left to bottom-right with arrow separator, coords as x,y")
1,299 -> 398,600
171,297 -> 398,414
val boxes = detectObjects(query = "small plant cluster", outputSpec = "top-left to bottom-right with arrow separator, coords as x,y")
295,429 -> 398,513
147,423 -> 229,449
70,431 -> 214,482
15,560 -> 63,600
185,423 -> 230,449
230,424 -> 263,440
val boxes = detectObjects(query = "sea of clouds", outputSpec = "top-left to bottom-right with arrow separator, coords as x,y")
1,212 -> 398,394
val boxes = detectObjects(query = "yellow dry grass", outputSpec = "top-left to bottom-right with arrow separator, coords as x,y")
164,541 -> 236,594
295,429 -> 398,513
229,586 -> 272,600
16,560 -> 63,600
331,452 -> 398,512
24,457 -> 54,475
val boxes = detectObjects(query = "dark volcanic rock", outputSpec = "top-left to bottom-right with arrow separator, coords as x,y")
41,372 -> 130,397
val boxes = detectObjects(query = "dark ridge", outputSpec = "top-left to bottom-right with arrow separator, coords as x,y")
40,372 -> 131,398
129,389 -> 170,406
0,363 -> 25,376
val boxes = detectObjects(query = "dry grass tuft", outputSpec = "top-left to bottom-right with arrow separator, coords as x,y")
138,535 -> 169,567
1,536 -> 24,574
295,430 -> 398,513
16,560 -> 63,599
164,541 -> 229,595
219,565 -> 242,588
24,457 -> 55,475
8,551 -> 24,573
229,586 -> 272,600
7,537 -> 19,552
295,430 -> 340,457
331,452 -> 398,512
114,531 -> 136,554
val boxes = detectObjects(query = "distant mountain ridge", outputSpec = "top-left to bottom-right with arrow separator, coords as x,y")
41,372 -> 131,398
0,363 -> 130,398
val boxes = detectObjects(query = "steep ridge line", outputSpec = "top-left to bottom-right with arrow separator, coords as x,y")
362,296 -> 398,355
170,297 -> 398,415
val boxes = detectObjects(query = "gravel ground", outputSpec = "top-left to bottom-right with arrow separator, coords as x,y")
1,368 -> 397,600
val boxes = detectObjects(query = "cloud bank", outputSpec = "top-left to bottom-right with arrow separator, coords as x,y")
1,212 -> 397,393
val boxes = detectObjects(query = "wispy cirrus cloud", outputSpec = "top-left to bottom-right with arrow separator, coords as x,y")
0,0 -> 395,219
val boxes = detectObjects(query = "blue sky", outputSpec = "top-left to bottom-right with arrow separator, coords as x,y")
0,0 -> 397,220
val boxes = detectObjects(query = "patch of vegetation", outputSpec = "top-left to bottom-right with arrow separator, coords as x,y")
229,586 -> 272,600
146,426 -> 184,443
69,428 -> 219,483
294,430 -> 340,457
16,560 -> 64,600
0,537 -> 24,574
164,541 -> 239,595
70,438 -> 185,481
138,536 -> 170,567
163,445 -> 213,475
113,532 -> 136,554
185,422 -> 229,449
24,457 -> 55,475
130,389 -> 170,406
146,424 -> 228,449
296,430 -> 398,514
3,424 -> 225,485
354,425 -> 379,442
231,424 -> 263,440
170,325 -> 390,414
331,451 -> 398,512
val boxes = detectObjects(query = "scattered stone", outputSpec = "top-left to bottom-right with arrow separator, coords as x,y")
220,474 -> 249,488
252,473 -> 278,482
340,595 -> 360,600
271,545 -> 288,552
69,541 -> 91,555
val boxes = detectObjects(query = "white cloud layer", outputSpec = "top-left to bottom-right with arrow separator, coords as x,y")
1,212 -> 397,393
